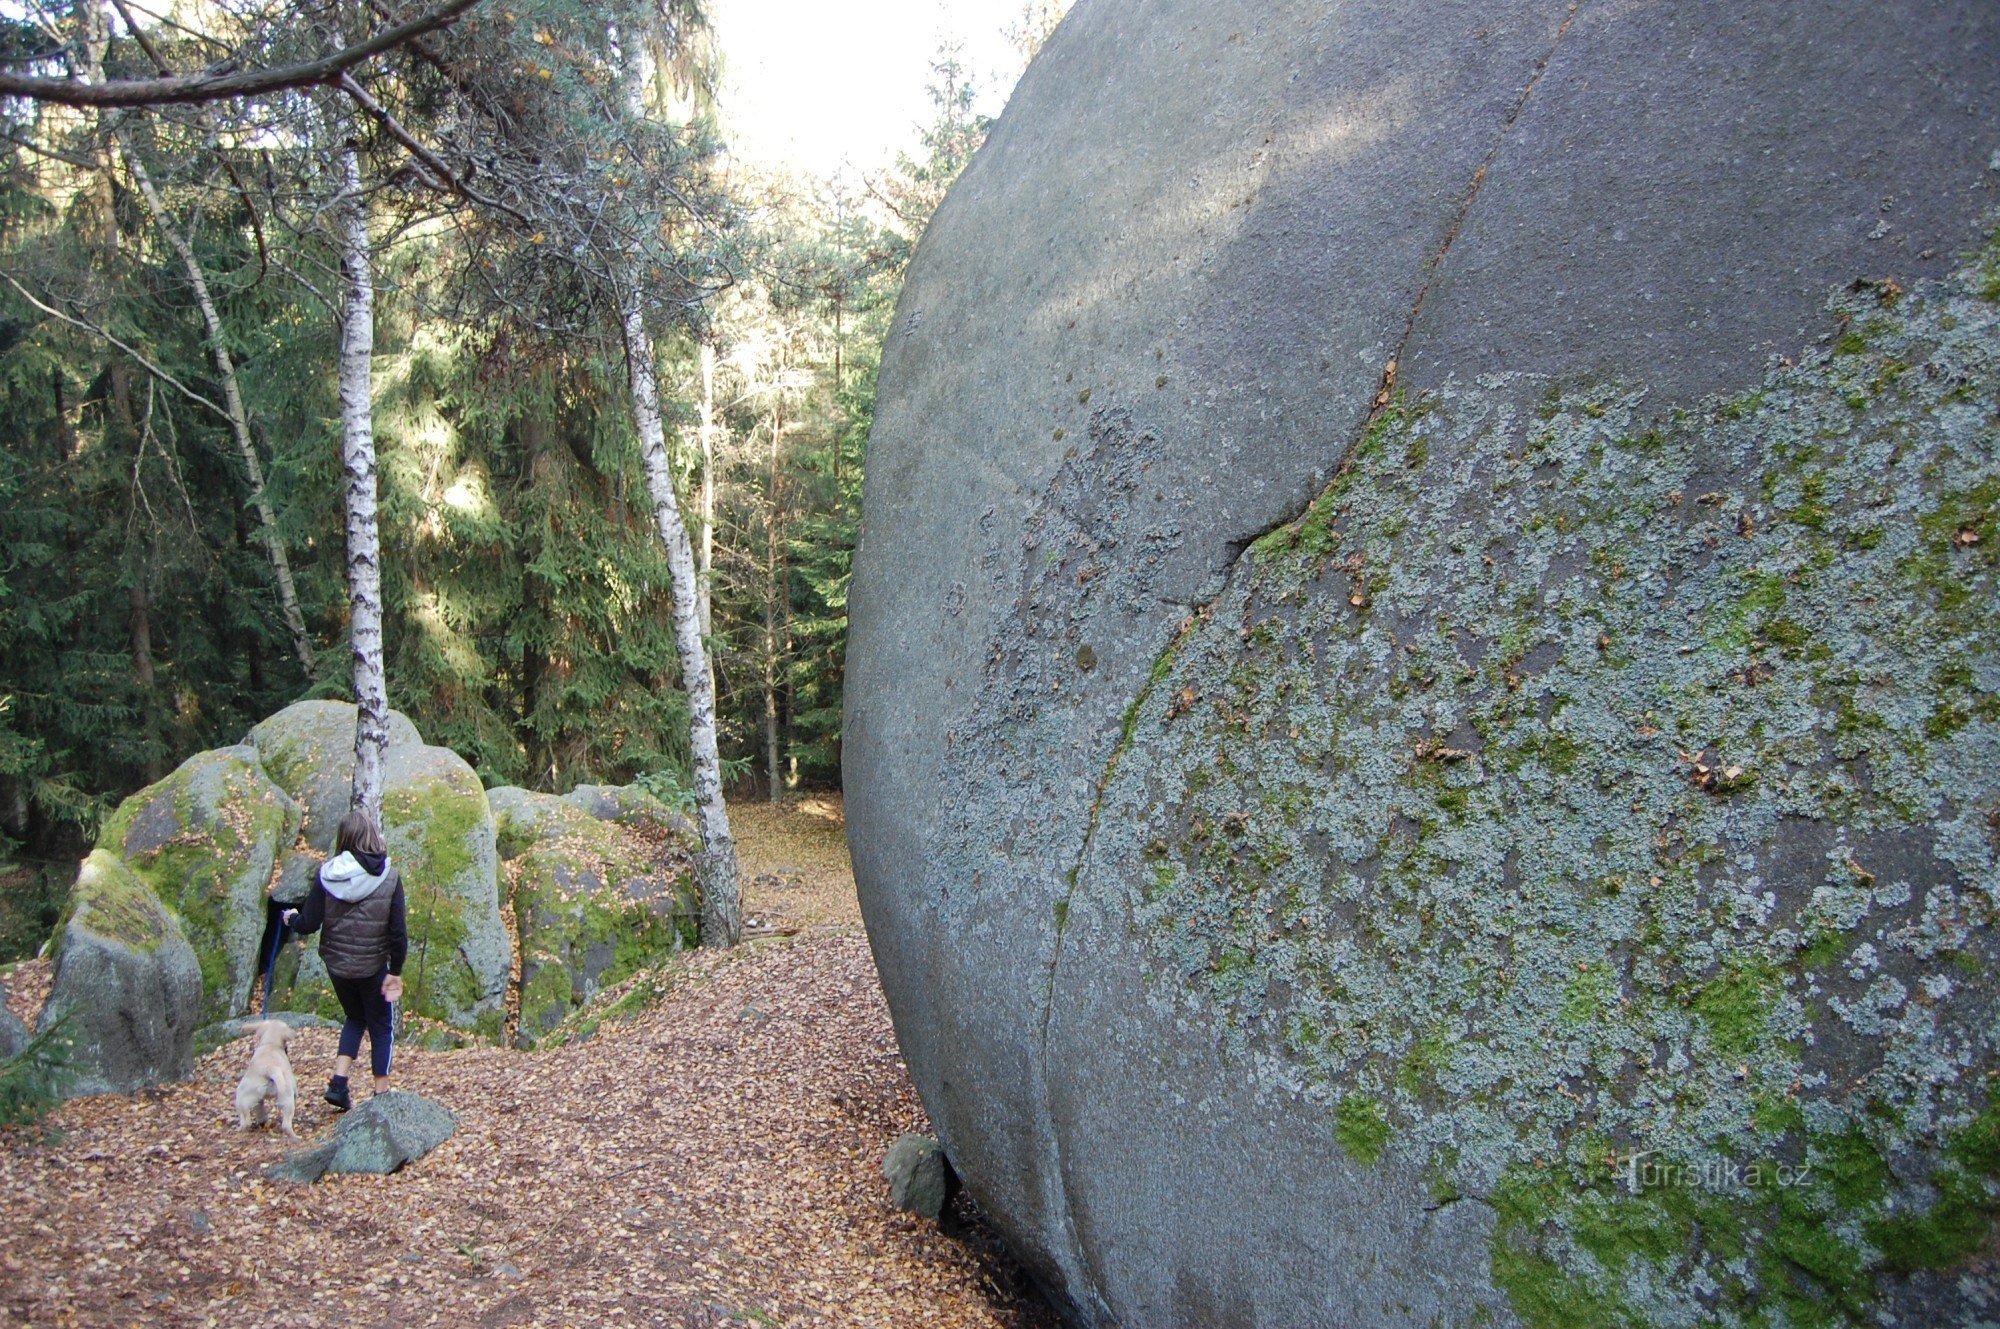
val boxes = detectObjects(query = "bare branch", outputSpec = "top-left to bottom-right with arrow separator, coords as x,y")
0,269 -> 229,418
0,0 -> 485,107
335,70 -> 534,228
0,126 -> 100,170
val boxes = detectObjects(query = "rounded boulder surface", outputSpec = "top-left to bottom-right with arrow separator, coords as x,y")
561,783 -> 697,840
380,745 -> 509,1038
246,700 -> 423,850
493,789 -> 696,1045
846,3 -> 2000,1326
266,1089 -> 457,1183
39,850 -> 203,1097
98,745 -> 300,1021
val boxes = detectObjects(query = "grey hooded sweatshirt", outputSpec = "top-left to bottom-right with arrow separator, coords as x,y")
292,848 -> 407,980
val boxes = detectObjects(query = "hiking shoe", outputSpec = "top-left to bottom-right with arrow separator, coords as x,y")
324,1078 -> 352,1112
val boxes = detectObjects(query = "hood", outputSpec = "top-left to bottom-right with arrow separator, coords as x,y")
320,849 -> 392,902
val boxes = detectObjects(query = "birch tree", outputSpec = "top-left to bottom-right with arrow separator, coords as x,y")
622,288 -> 740,946
335,142 -> 387,820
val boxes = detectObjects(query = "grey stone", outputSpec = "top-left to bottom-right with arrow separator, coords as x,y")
266,1090 -> 456,1183
38,850 -> 203,1096
379,745 -> 508,1036
562,783 -> 697,840
269,850 -> 321,907
0,1005 -> 26,1061
246,701 -> 423,850
845,3 -> 2000,1326
99,746 -> 300,1021
264,1139 -> 338,1184
883,1133 -> 956,1221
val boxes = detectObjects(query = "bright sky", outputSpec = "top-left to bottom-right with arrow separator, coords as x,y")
709,0 -> 1038,179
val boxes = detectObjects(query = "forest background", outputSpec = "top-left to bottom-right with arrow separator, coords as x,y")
0,0 -> 1068,958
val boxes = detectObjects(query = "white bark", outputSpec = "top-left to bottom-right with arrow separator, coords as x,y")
121,144 -> 316,678
336,145 -> 387,821
621,285 -> 740,948
697,340 -> 715,639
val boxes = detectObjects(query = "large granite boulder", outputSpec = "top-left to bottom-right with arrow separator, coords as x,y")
375,744 -> 510,1039
97,746 -> 300,1022
246,700 -> 422,850
490,787 -> 697,1045
845,4 -> 2000,1326
38,850 -> 203,1096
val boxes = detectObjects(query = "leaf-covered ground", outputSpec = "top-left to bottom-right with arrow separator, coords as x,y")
0,798 -> 1055,1328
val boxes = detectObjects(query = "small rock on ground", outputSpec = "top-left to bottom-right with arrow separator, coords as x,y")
885,1132 -> 959,1220
267,1089 -> 457,1183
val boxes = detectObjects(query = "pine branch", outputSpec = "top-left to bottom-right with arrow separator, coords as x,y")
0,0 -> 485,107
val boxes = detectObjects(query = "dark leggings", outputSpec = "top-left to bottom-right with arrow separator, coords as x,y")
331,970 -> 394,1079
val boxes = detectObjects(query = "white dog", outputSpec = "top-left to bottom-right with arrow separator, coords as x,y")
233,1018 -> 297,1136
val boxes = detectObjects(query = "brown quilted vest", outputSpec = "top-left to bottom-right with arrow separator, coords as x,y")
319,868 -> 400,979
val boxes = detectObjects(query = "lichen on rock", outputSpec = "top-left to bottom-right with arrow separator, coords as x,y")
491,787 -> 697,1046
1079,245 -> 2000,1325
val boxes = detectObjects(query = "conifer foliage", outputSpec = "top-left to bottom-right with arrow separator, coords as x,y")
0,0 -> 1022,954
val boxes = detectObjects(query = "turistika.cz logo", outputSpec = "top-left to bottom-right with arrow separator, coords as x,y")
1615,1149 -> 1813,1194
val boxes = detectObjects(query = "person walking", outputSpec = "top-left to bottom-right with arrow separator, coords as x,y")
282,811 -> 406,1111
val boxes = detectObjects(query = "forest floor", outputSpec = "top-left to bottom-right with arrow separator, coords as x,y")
0,797 -> 1057,1329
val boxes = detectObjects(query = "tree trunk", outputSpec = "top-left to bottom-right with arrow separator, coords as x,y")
764,572 -> 779,805
336,144 -> 388,823
765,394 -> 785,803
697,340 -> 716,641
129,579 -> 162,782
121,143 -> 317,679
619,285 -> 739,948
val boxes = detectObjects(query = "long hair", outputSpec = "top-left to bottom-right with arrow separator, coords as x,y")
334,811 -> 385,858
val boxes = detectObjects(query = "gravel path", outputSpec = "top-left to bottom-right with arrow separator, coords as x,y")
0,801 -> 1055,1328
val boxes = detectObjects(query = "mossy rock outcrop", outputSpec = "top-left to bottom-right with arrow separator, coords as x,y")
98,746 -> 300,1022
68,701 -> 512,1055
246,700 -> 422,850
846,4 -> 2000,1325
491,787 -> 696,1046
39,850 -> 203,1096
376,744 -> 510,1039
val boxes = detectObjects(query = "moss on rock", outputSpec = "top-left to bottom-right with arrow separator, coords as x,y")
247,700 -> 422,849
98,747 -> 299,1021
496,788 -> 696,1046
1086,243 -> 2000,1323
378,745 -> 508,1032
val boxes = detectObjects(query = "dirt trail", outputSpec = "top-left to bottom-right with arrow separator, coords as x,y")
0,799 -> 1054,1328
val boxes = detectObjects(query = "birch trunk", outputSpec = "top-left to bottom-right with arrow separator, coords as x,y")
697,341 -> 715,639
121,145 -> 316,678
336,145 -> 387,822
764,397 -> 783,804
620,285 -> 740,948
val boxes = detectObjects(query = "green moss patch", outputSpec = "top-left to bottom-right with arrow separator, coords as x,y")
1087,235 -> 2000,1324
